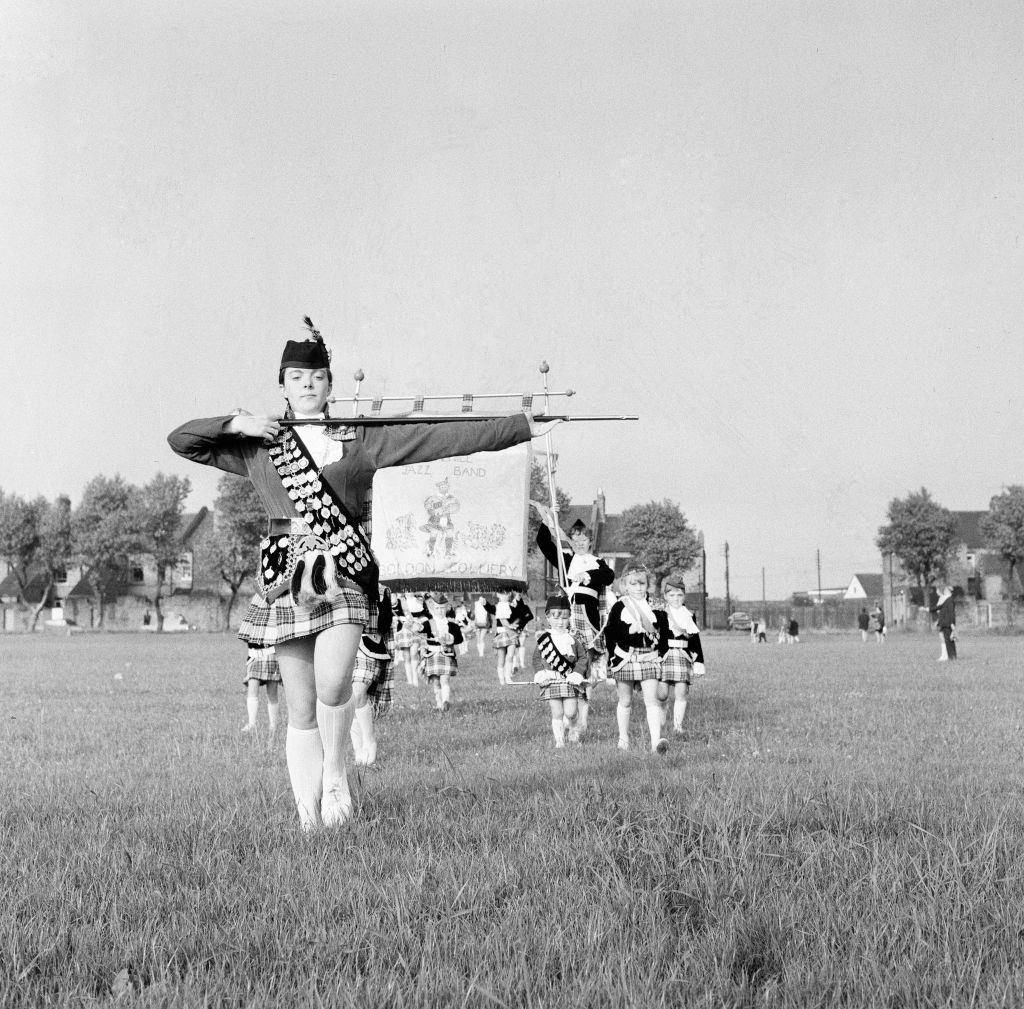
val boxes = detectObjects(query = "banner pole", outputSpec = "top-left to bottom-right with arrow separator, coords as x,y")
540,361 -> 569,596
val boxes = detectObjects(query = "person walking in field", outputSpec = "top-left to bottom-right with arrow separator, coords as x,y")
929,585 -> 957,661
858,608 -> 870,642
242,645 -> 281,735
168,322 -> 556,830
787,617 -> 799,644
394,592 -> 429,686
532,592 -> 591,748
604,564 -> 670,754
419,594 -> 462,711
869,603 -> 886,644
492,591 -> 517,684
657,572 -> 706,736
508,589 -> 534,674
472,594 -> 494,658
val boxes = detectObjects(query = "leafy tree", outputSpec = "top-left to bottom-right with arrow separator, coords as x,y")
618,499 -> 702,585
980,485 -> 1024,611
876,488 -> 958,596
209,474 -> 266,629
135,473 -> 192,631
28,495 -> 74,631
73,475 -> 140,627
0,490 -> 43,602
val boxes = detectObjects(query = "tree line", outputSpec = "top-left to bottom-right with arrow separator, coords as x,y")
876,486 -> 1024,605
1,461 -> 702,632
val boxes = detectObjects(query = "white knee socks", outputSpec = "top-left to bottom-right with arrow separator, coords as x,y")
440,679 -> 451,707
616,703 -> 631,747
353,703 -> 376,766
645,701 -> 666,751
267,697 -> 280,733
317,699 -> 354,827
551,718 -> 566,748
673,696 -> 687,731
577,698 -> 589,731
285,725 -> 324,831
245,694 -> 258,728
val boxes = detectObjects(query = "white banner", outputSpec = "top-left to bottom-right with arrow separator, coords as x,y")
371,442 -> 531,591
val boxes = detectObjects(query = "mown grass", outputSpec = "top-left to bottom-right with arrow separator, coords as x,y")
3,631 -> 1024,1007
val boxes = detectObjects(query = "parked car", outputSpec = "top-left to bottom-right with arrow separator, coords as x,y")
162,612 -> 193,632
728,611 -> 752,631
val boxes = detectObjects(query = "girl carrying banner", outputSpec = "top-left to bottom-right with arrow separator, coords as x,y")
169,326 -> 554,830
532,593 -> 591,747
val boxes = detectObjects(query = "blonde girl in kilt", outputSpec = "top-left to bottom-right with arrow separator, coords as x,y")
604,565 -> 670,754
657,571 -> 706,736
492,592 -> 516,685
532,593 -> 591,747
169,325 -> 555,830
419,594 -> 462,711
394,592 -> 428,686
242,645 -> 281,735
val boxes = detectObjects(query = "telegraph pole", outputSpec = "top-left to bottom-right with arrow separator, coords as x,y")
762,566 -> 766,617
724,541 -> 731,621
699,532 -> 707,628
817,548 -> 822,604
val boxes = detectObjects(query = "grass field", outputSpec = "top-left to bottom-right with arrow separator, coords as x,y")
3,630 -> 1024,1007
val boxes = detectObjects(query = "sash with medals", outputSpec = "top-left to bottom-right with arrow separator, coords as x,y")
255,429 -> 379,602
535,630 -> 576,676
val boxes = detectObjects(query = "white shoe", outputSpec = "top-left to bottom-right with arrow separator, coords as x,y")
554,740 -> 565,749
617,737 -> 629,751
241,723 -> 256,734
321,777 -> 352,828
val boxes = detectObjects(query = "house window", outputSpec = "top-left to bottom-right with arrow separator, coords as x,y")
54,566 -> 68,584
131,566 -> 145,584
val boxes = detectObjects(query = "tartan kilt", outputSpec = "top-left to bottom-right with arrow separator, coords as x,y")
609,649 -> 662,683
570,604 -> 601,647
420,650 -> 458,679
394,626 -> 423,649
243,647 -> 281,685
539,676 -> 585,701
493,628 -> 516,649
237,586 -> 372,647
660,648 -> 693,685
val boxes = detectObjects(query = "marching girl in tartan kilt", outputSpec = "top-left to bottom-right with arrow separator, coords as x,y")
532,593 -> 591,747
242,645 -> 281,735
348,585 -> 395,767
507,589 -> 534,675
656,571 -> 706,736
394,592 -> 428,686
419,594 -> 463,711
604,564 -> 670,754
492,592 -> 517,684
169,324 -> 554,830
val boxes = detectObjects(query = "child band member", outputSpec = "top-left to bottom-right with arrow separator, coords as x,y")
532,593 -> 591,747
604,565 -> 669,754
657,572 -> 706,735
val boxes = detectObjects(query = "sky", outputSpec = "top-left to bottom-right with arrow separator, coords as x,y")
2,1 -> 1022,600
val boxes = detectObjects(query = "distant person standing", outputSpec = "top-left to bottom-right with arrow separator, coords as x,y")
929,586 -> 957,661
755,617 -> 768,644
787,617 -> 799,644
858,608 -> 870,642
869,604 -> 886,643
242,646 -> 281,735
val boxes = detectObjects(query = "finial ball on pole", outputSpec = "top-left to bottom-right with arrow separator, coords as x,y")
539,361 -> 549,374
354,369 -> 364,382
